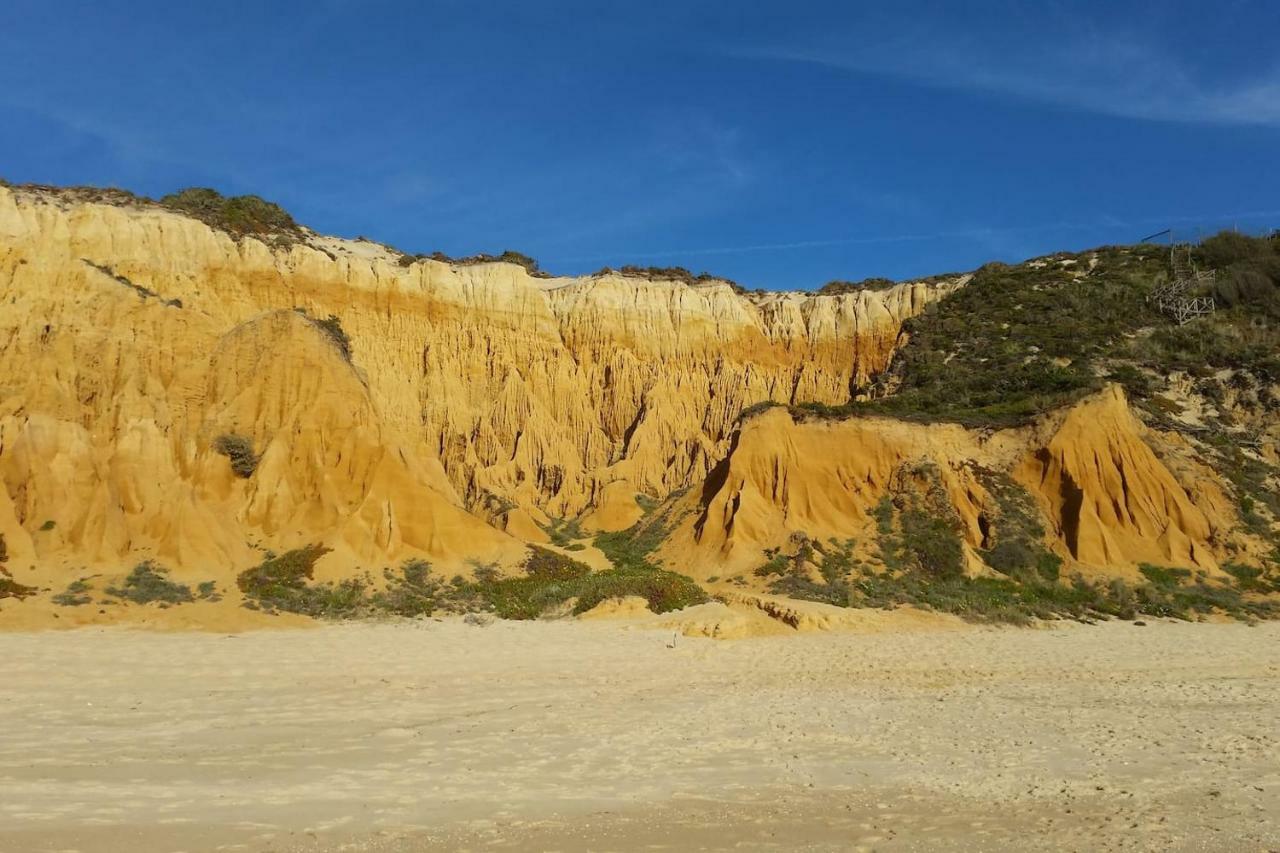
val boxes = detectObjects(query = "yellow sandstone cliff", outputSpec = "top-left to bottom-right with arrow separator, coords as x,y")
666,387 -> 1243,582
0,185 -> 957,584
1,184 -> 1267,625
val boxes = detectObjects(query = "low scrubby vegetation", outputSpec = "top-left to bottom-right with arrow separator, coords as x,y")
737,400 -> 784,422
399,249 -> 552,278
213,434 -> 259,478
104,561 -> 218,606
796,247 -> 1168,426
544,517 -> 585,547
52,577 -> 94,606
594,490 -> 691,572
758,491 -> 1277,624
235,541 -> 707,621
0,576 -> 36,600
591,264 -> 744,293
762,540 -> 1277,626
796,234 -> 1279,428
974,470 -> 1064,582
817,276 -> 898,294
236,545 -> 362,617
160,187 -> 300,239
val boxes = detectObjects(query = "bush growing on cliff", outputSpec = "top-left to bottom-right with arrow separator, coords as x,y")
291,309 -> 354,364
160,188 -> 300,238
403,248 -> 552,278
737,400 -> 783,422
597,264 -> 743,292
817,277 -> 897,294
213,434 -> 259,478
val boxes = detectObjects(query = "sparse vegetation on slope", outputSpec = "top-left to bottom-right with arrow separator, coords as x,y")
52,578 -> 94,606
104,561 -> 217,606
398,248 -> 552,278
796,234 -> 1279,429
753,463 -> 1277,625
234,541 -> 706,622
591,264 -> 745,293
817,276 -> 898,294
160,187 -> 300,240
81,259 -> 183,307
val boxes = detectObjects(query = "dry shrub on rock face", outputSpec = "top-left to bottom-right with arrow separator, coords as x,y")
213,434 -> 258,478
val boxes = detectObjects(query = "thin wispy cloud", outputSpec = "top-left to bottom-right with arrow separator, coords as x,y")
554,208 -> 1280,264
730,28 -> 1280,127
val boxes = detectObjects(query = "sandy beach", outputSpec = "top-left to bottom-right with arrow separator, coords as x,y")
1,617 -> 1277,852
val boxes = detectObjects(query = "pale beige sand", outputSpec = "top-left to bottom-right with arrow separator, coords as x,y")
1,618 -> 1277,852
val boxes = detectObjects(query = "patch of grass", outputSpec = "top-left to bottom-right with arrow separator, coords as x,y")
52,577 -> 94,606
568,566 -> 707,615
234,543 -> 706,621
236,545 -> 368,618
213,434 -> 259,478
594,491 -> 690,572
872,497 -> 894,536
851,565 -> 1273,625
634,493 -> 661,514
544,517 -> 585,547
754,552 -> 791,578
105,561 -> 195,606
1138,564 -> 1193,588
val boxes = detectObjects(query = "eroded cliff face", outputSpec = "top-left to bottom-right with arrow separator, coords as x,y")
669,387 -> 1250,581
0,186 -> 958,578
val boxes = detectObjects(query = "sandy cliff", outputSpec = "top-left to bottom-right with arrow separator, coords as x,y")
0,186 -> 957,583
666,387 -> 1244,580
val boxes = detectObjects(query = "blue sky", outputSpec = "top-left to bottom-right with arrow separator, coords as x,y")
2,1 -> 1278,289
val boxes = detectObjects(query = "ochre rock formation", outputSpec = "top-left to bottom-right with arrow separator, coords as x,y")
0,186 -> 956,581
1,184 -> 1262,617
666,388 -> 1241,580
1014,386 -> 1219,573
